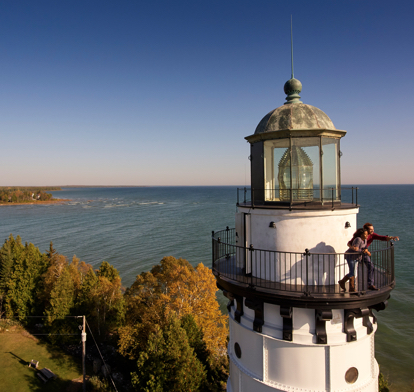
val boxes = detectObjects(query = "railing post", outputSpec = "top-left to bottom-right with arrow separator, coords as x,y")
226,226 -> 230,259
212,231 -> 215,269
304,249 -> 310,294
244,187 -> 247,204
361,252 -> 365,292
237,188 -> 239,206
355,187 -> 358,206
249,244 -> 254,286
391,242 -> 395,283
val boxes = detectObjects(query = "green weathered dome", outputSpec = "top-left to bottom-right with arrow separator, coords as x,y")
254,103 -> 336,135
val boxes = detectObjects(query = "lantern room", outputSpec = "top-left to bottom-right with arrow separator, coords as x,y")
246,78 -> 347,206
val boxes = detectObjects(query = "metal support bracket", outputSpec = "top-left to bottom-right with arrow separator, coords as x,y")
344,309 -> 358,342
344,308 -> 372,341
370,300 -> 388,313
361,308 -> 373,335
234,295 -> 244,323
223,290 -> 235,313
368,300 -> 388,327
245,299 -> 264,333
369,308 -> 377,325
315,309 -> 333,344
280,306 -> 293,341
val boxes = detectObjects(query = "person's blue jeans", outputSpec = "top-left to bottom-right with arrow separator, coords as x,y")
363,254 -> 374,286
346,256 -> 357,277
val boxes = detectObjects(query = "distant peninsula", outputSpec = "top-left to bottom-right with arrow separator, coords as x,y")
58,185 -> 149,188
0,186 -> 69,205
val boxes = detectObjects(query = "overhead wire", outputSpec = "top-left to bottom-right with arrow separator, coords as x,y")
85,319 -> 118,392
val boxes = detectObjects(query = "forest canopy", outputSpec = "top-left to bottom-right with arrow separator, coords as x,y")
0,235 -> 229,391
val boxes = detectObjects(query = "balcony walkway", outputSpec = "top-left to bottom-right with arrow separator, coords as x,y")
213,255 -> 393,301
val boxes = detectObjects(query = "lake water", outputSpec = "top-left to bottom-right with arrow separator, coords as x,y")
0,185 -> 412,390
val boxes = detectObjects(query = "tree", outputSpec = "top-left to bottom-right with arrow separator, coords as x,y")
41,254 -> 69,306
181,314 -> 228,391
120,256 -> 228,359
91,261 -> 125,335
96,261 -> 119,282
46,242 -> 58,263
119,256 -> 229,390
0,235 -> 49,321
131,314 -> 206,392
0,235 -> 20,293
45,265 -> 75,325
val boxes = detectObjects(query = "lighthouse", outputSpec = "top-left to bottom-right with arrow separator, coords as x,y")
212,77 -> 395,391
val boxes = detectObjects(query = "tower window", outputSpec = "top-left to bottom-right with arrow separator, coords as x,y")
345,367 -> 359,384
234,342 -> 242,358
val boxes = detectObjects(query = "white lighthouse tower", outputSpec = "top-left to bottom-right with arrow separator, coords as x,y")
212,76 -> 395,392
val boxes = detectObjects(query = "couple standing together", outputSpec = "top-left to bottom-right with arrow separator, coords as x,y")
338,223 -> 398,293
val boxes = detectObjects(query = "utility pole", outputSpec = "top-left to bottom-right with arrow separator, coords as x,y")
80,315 -> 87,392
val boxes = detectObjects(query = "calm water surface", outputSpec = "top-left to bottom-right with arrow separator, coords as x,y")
0,185 -> 412,390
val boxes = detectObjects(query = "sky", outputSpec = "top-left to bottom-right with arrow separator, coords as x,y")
1,0 -> 413,186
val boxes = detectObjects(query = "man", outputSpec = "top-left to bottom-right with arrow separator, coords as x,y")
348,222 -> 399,290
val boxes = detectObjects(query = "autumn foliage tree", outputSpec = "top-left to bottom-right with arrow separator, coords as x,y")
119,256 -> 229,391
43,256 -> 124,339
88,261 -> 125,336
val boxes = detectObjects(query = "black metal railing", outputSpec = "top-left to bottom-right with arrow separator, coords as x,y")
212,228 -> 394,296
236,187 -> 359,208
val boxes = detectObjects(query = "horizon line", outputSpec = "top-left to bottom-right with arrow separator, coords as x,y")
1,183 -> 413,188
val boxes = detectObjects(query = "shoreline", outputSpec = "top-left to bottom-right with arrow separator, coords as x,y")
0,199 -> 71,206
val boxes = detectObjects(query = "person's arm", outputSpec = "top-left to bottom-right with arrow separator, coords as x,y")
358,238 -> 371,256
351,237 -> 363,252
371,233 -> 399,241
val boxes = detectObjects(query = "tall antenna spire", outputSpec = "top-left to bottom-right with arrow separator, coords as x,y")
291,15 -> 294,79
284,15 -> 302,104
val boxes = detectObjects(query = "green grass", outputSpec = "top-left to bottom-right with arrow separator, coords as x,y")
0,326 -> 83,392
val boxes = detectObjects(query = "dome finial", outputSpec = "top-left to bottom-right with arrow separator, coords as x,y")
284,15 -> 302,104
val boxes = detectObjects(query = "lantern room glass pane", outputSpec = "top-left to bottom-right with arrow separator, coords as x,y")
290,138 -> 320,200
263,140 -> 288,201
263,138 -> 320,202
322,138 -> 340,201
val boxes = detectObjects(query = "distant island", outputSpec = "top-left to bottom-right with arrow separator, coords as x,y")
0,186 -> 68,205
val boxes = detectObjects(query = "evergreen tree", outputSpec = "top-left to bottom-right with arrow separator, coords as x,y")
0,235 -> 49,321
131,314 -> 206,392
181,314 -> 228,391
75,265 -> 98,313
96,261 -> 119,283
46,242 -> 58,263
0,235 -> 19,293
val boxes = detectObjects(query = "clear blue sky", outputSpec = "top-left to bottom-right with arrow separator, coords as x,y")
1,1 -> 413,186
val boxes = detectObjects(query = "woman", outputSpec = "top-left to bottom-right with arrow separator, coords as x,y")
339,228 -> 370,292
